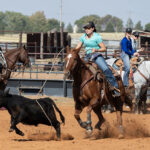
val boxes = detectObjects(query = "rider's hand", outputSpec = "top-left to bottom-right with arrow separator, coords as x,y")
140,47 -> 145,52
133,52 -> 139,57
92,48 -> 96,53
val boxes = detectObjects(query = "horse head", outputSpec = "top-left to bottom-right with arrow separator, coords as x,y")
18,45 -> 30,68
64,47 -> 80,78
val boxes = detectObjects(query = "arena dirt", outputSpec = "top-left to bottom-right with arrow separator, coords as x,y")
0,95 -> 150,150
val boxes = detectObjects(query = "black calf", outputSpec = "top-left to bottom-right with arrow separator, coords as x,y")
0,93 -> 65,139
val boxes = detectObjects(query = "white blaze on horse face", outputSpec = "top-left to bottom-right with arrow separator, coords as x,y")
66,54 -> 72,68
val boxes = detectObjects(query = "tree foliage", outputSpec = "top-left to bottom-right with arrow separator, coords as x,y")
126,18 -> 134,28
65,23 -> 73,33
29,11 -> 47,32
3,11 -> 30,32
0,11 -> 145,33
145,23 -> 150,32
105,22 -> 115,32
134,21 -> 143,30
74,15 -> 101,32
0,11 -> 6,32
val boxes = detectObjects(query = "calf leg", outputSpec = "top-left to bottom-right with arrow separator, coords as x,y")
9,114 -> 24,136
53,122 -> 61,140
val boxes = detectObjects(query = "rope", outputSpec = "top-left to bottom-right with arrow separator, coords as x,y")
34,48 -> 65,126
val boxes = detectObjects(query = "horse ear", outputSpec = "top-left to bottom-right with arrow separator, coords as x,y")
74,47 -> 80,54
66,45 -> 70,54
23,45 -> 26,49
4,88 -> 10,96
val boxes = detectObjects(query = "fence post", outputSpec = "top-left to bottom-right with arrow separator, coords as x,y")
40,32 -> 43,59
63,77 -> 67,97
19,32 -> 22,47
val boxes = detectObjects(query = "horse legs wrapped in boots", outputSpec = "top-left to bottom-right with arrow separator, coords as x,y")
116,111 -> 124,139
86,106 -> 93,136
74,109 -> 88,129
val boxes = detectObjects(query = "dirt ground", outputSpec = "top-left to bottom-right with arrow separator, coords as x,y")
0,95 -> 150,150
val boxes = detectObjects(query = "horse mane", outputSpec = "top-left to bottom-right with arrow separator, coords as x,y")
4,48 -> 21,56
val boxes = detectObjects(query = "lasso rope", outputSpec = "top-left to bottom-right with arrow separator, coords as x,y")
34,48 -> 65,126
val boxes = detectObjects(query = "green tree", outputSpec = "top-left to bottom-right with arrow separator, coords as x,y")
74,15 -> 101,32
145,23 -> 150,31
105,22 -> 115,32
134,21 -> 143,30
101,15 -> 112,31
29,11 -> 47,32
45,18 -> 61,32
111,16 -> 123,32
4,11 -> 30,31
126,18 -> 134,28
0,11 -> 6,32
66,23 -> 73,33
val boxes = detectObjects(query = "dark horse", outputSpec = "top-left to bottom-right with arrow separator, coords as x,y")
64,47 -> 127,138
0,46 -> 30,91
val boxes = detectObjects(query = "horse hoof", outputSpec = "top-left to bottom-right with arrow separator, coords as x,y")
105,110 -> 112,114
80,122 -> 88,129
9,128 -> 14,132
140,111 -> 143,115
18,132 -> 24,136
118,134 -> 124,139
86,129 -> 93,137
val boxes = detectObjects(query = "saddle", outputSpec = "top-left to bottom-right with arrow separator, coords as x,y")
113,57 -> 144,88
85,61 -> 103,81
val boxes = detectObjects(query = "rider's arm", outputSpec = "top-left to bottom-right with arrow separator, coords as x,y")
121,39 -> 132,55
75,41 -> 82,53
98,42 -> 106,52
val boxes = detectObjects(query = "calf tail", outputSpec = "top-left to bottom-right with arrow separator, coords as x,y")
52,101 -> 65,124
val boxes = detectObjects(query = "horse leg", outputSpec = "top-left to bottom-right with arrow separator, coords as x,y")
74,103 -> 87,129
113,99 -> 124,138
93,105 -> 105,130
134,87 -> 141,114
141,87 -> 148,114
86,105 -> 93,134
116,110 -> 124,139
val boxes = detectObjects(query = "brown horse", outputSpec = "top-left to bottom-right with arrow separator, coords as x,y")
0,46 -> 30,91
64,47 -> 126,138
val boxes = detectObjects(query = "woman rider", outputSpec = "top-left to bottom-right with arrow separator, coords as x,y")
121,28 -> 139,87
75,21 -> 120,96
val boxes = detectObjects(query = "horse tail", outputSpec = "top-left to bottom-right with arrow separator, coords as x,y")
52,100 -> 65,124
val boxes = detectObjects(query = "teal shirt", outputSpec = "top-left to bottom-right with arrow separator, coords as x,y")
80,32 -> 103,54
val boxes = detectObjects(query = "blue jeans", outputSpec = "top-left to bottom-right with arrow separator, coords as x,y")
84,54 -> 118,89
121,51 -> 131,87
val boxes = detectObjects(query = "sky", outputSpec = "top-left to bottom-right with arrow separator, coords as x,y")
0,0 -> 149,27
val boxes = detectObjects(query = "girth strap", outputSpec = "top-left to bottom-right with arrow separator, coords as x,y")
80,75 -> 94,90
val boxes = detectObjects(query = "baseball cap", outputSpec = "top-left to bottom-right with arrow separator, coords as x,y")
83,21 -> 95,29
126,28 -> 132,33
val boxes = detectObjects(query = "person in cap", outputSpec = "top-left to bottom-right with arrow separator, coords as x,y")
75,21 -> 120,96
121,28 -> 139,87
131,31 -> 144,52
